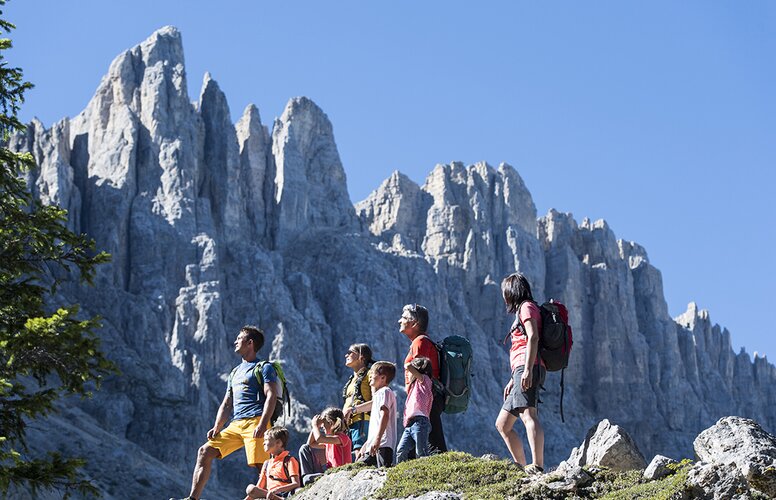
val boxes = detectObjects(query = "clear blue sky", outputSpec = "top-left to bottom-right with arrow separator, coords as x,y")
7,1 -> 776,359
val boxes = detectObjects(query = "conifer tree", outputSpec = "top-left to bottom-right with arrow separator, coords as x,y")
0,1 -> 113,496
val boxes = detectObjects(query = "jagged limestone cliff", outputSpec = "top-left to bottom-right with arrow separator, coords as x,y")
12,26 -> 776,499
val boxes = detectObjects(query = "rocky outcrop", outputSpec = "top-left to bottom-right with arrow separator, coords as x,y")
644,455 -> 678,481
294,469 -> 387,500
296,419 -> 776,499
690,416 -> 776,498
560,419 -> 647,472
13,26 -> 776,499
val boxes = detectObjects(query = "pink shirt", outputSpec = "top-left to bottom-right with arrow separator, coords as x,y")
403,374 -> 433,427
508,301 -> 544,372
325,432 -> 352,467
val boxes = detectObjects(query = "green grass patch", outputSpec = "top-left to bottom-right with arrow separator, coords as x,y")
319,453 -> 702,500
374,452 -> 528,499
325,460 -> 370,475
594,459 -> 693,500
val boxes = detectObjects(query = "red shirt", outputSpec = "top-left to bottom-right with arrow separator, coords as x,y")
404,335 -> 440,388
509,301 -> 544,372
325,432 -> 352,468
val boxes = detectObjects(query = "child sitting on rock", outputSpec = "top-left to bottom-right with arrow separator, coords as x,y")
298,407 -> 352,485
245,426 -> 300,500
396,356 -> 434,463
355,361 -> 397,467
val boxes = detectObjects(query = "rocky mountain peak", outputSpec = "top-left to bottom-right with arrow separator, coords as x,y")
271,96 -> 357,247
356,170 -> 430,252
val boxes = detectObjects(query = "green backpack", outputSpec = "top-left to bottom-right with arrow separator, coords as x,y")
229,360 -> 291,425
419,335 -> 473,414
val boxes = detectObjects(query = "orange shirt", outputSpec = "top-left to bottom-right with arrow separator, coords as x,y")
258,450 -> 300,491
404,335 -> 440,388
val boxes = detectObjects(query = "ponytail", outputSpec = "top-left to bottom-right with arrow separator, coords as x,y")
320,407 -> 348,434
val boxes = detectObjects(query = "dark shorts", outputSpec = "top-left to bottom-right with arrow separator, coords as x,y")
502,364 -> 546,415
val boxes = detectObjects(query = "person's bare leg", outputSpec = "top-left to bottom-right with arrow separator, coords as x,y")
245,484 -> 268,499
519,407 -> 544,468
495,409 -> 526,465
189,444 -> 221,499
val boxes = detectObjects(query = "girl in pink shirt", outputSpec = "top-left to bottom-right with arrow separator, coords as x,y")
298,407 -> 352,485
396,356 -> 434,463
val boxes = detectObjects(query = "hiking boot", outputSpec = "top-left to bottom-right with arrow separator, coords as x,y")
524,464 -> 544,475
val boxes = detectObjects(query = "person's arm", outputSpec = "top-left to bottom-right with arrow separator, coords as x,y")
268,475 -> 301,497
268,459 -> 301,497
308,415 -> 326,449
258,461 -> 268,490
253,380 -> 279,438
352,399 -> 372,415
405,363 -> 422,383
404,341 -> 421,390
521,316 -> 540,391
315,433 -> 346,445
207,390 -> 233,439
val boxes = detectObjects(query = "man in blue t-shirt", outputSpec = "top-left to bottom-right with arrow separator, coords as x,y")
174,326 -> 279,500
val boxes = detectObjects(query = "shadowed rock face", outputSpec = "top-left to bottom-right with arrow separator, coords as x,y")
14,26 -> 776,499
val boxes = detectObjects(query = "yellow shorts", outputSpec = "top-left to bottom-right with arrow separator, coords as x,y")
208,417 -> 270,466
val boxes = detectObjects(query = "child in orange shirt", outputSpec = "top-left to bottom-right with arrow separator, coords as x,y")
245,427 -> 300,500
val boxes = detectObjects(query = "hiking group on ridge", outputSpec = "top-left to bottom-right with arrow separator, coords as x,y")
172,272 -> 572,499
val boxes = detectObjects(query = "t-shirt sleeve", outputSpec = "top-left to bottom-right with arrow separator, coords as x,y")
373,387 -> 385,409
519,302 -> 541,327
261,363 -> 279,385
258,463 -> 268,489
385,388 -> 396,412
288,457 -> 300,478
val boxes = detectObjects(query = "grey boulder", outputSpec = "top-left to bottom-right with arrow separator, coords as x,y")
643,454 -> 678,480
559,419 -> 647,472
293,469 -> 386,500
691,416 -> 776,498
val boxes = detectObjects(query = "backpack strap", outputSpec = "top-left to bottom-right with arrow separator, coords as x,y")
253,361 -> 266,385
415,334 -> 439,354
502,300 -> 534,345
515,300 -> 540,335
342,372 -> 356,401
283,455 -> 291,483
559,367 -> 565,423
354,364 -> 371,402
268,455 -> 293,484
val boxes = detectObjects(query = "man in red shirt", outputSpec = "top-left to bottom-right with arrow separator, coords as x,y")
399,304 -> 447,453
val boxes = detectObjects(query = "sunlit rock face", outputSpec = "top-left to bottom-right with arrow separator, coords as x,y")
14,26 -> 776,499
